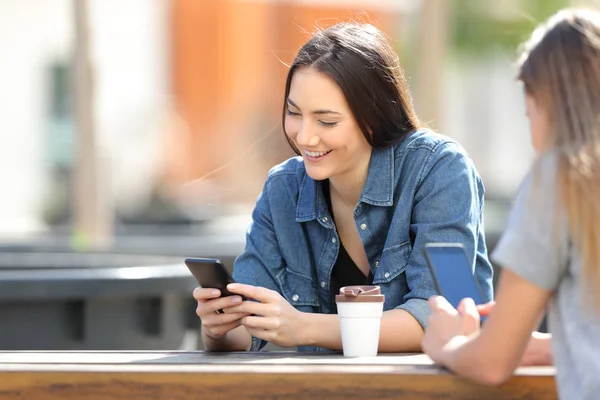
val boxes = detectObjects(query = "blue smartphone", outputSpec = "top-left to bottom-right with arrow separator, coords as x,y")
424,243 -> 487,321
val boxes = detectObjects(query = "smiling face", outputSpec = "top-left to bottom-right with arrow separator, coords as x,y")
284,67 -> 372,183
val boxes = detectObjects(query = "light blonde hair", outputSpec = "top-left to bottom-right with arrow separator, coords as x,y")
518,9 -> 600,310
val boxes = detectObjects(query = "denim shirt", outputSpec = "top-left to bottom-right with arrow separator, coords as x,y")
233,130 -> 494,351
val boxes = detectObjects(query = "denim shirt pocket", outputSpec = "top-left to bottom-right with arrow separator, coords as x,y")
372,240 -> 412,284
276,266 -> 320,309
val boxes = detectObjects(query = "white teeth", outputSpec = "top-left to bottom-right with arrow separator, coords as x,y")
304,149 -> 330,157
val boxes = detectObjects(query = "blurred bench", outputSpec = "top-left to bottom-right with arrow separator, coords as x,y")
0,351 -> 556,399
0,252 -> 197,350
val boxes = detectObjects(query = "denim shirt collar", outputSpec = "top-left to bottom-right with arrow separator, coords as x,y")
295,146 -> 395,223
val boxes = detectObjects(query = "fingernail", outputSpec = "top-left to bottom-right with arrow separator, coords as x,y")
227,283 -> 237,289
211,290 -> 220,296
231,296 -> 242,303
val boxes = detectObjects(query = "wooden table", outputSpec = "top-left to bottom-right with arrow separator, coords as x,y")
0,351 -> 556,400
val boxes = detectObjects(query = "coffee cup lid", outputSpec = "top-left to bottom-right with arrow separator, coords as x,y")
335,285 -> 385,303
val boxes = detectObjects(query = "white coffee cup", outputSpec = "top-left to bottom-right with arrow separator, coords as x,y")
336,285 -> 385,357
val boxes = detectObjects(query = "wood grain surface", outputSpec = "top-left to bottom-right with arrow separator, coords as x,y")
0,351 -> 557,400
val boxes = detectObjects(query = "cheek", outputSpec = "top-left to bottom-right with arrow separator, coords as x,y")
530,116 -> 548,151
284,116 -> 300,139
341,126 -> 369,150
323,127 -> 364,152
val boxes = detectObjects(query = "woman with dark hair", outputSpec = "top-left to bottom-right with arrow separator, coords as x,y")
194,22 -> 493,352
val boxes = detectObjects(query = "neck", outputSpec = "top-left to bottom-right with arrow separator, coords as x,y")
328,150 -> 372,208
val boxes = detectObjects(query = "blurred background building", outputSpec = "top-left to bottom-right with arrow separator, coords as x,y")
1,0 -> 587,246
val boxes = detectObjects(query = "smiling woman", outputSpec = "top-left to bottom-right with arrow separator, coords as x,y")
285,68 -> 372,185
192,22 -> 494,353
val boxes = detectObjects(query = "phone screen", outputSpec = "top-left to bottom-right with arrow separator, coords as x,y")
424,244 -> 484,312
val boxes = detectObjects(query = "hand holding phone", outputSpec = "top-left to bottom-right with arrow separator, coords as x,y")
424,243 -> 488,322
187,258 -> 250,341
185,258 -> 246,300
186,258 -> 247,316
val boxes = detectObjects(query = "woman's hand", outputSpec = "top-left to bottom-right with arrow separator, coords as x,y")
193,287 -> 251,341
476,301 -> 495,317
225,283 -> 310,348
422,296 -> 481,364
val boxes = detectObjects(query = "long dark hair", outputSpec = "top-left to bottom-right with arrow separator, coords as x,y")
282,22 -> 421,154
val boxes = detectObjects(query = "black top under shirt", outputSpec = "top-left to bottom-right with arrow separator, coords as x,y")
323,180 -> 373,314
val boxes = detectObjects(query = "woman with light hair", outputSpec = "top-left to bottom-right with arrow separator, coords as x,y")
422,8 -> 600,398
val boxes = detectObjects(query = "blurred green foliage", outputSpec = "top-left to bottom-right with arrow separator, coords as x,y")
451,0 -> 570,56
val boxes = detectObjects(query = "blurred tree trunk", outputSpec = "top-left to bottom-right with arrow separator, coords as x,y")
416,0 -> 450,132
72,0 -> 112,249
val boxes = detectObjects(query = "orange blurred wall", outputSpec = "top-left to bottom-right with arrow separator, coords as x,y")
170,0 -> 399,202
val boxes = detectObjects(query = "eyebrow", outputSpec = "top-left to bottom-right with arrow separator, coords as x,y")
287,98 -> 341,115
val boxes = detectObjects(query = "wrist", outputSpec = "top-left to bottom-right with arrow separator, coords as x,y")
299,312 -> 317,346
299,313 -> 340,349
202,325 -> 252,352
202,326 -> 224,342
202,329 -> 223,350
440,335 -> 469,367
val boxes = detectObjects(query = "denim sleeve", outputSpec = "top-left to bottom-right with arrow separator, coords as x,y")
396,142 -> 494,328
232,177 -> 283,351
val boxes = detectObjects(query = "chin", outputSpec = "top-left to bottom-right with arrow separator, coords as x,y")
304,165 -> 332,181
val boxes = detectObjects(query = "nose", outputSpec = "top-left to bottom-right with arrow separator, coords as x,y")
295,124 -> 320,148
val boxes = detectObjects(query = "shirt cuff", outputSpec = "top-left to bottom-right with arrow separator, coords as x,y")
396,298 -> 431,329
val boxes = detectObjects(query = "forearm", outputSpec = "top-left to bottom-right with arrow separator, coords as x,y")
430,270 -> 552,385
202,325 -> 252,352
442,331 -> 528,385
445,332 -> 553,373
304,309 -> 423,352
379,309 -> 424,351
441,334 -> 497,383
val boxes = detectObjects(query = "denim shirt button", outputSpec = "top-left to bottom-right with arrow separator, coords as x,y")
374,260 -> 380,267
320,281 -> 326,288
292,294 -> 299,302
322,217 -> 328,223
384,272 -> 390,279
360,223 -> 367,230
331,237 -> 337,243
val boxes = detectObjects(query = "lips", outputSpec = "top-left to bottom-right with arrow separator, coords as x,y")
304,149 -> 332,158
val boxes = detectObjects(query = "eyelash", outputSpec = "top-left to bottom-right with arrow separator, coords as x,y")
319,121 -> 338,127
286,109 -> 338,127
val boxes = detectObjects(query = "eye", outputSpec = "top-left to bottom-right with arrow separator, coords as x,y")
286,109 -> 301,116
319,121 -> 338,127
